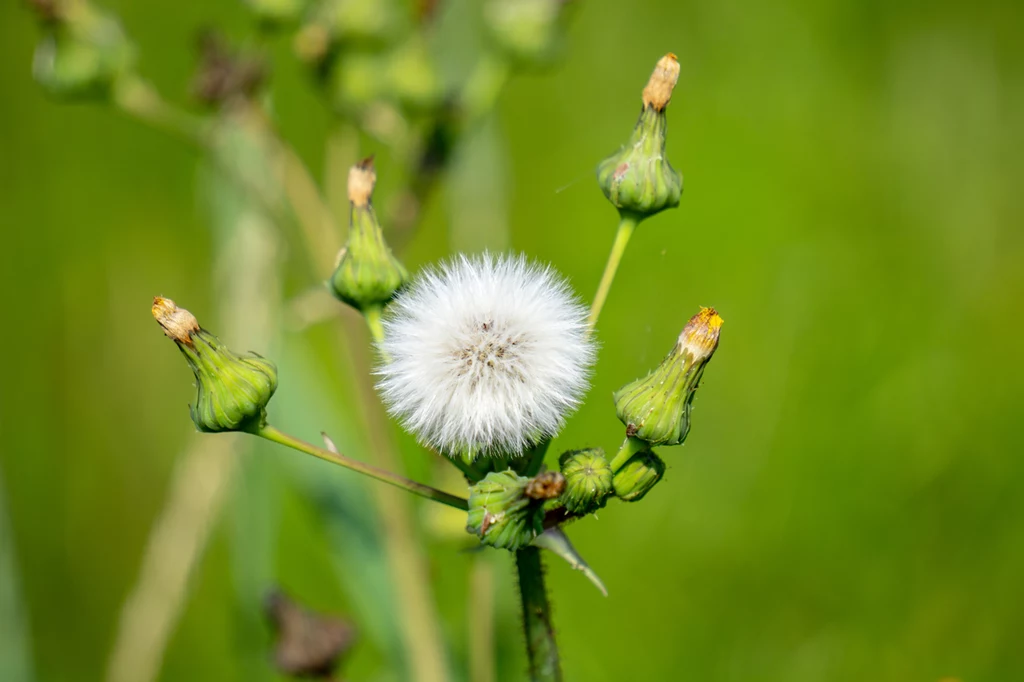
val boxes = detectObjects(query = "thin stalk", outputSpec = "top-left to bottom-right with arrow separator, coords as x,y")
461,52 -> 512,126
608,436 -> 648,473
364,305 -> 387,350
468,555 -> 496,682
257,425 -> 467,510
113,78 -> 211,146
589,213 -> 639,328
515,547 -> 562,682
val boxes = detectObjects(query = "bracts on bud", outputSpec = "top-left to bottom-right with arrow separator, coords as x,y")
152,297 -> 278,434
612,448 -> 666,502
466,470 -> 544,551
558,449 -> 612,515
328,157 -> 408,311
614,307 -> 722,446
596,53 -> 683,220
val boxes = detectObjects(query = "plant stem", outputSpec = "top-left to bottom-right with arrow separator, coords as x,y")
589,213 -> 639,329
364,305 -> 387,348
257,425 -> 468,510
608,435 -> 648,473
113,78 -> 211,146
515,547 -> 562,682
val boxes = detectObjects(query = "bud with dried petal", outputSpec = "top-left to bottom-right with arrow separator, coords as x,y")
596,53 -> 683,220
153,297 -> 278,433
328,158 -> 408,311
614,307 -> 722,446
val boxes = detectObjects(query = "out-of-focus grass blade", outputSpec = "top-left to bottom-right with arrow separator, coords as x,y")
0,470 -> 35,682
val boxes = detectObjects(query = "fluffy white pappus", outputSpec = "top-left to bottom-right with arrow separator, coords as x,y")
376,253 -> 596,458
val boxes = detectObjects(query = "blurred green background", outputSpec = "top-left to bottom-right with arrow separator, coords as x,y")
2,0 -> 1024,681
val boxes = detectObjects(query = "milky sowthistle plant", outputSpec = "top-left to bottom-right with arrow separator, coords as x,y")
27,0 -> 723,676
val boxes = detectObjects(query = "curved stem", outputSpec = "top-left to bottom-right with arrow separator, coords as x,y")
589,213 -> 639,329
608,435 -> 648,473
364,305 -> 386,347
516,547 -> 562,682
257,425 -> 468,510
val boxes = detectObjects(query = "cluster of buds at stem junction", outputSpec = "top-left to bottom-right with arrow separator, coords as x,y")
466,470 -> 562,551
596,53 -> 683,221
152,297 -> 278,434
29,0 -> 136,100
614,307 -> 723,446
328,158 -> 409,311
557,449 -> 612,515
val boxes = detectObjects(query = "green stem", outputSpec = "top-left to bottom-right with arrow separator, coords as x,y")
364,305 -> 387,347
257,425 -> 468,510
113,78 -> 211,146
589,213 -> 639,329
460,52 -> 512,126
608,436 -> 648,473
516,547 -> 562,682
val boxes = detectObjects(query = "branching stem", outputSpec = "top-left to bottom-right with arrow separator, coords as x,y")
257,425 -> 468,510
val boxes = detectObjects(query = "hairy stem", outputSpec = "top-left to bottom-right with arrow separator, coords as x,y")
589,213 -> 639,328
516,547 -> 562,682
257,425 -> 468,510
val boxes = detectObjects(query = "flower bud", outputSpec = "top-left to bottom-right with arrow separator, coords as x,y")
483,0 -> 572,67
385,37 -> 442,114
152,297 -> 278,433
614,307 -> 722,446
596,53 -> 682,220
612,449 -> 665,502
328,158 -> 408,311
466,470 -> 543,551
31,1 -> 135,100
330,0 -> 403,47
558,449 -> 612,515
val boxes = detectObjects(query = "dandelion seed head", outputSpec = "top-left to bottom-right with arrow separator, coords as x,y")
376,253 -> 596,458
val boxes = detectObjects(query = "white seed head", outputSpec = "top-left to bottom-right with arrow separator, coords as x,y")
376,253 -> 596,458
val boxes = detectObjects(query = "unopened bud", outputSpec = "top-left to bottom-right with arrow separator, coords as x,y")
612,449 -> 665,502
328,158 -> 408,310
466,470 -> 543,551
558,449 -> 612,515
330,0 -> 402,47
483,0 -> 572,67
385,36 -> 442,113
31,1 -> 135,100
153,297 -> 278,433
614,307 -> 722,446
596,53 -> 683,220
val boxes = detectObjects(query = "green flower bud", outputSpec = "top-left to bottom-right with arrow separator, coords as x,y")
153,297 -> 278,434
614,307 -> 722,446
483,0 -> 572,67
466,470 -> 543,551
31,1 -> 135,100
596,53 -> 683,220
329,52 -> 386,114
612,449 -> 665,502
328,159 -> 408,311
558,449 -> 612,515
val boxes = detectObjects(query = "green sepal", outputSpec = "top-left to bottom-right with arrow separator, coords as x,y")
328,197 -> 408,311
596,105 -> 682,220
178,330 -> 278,434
